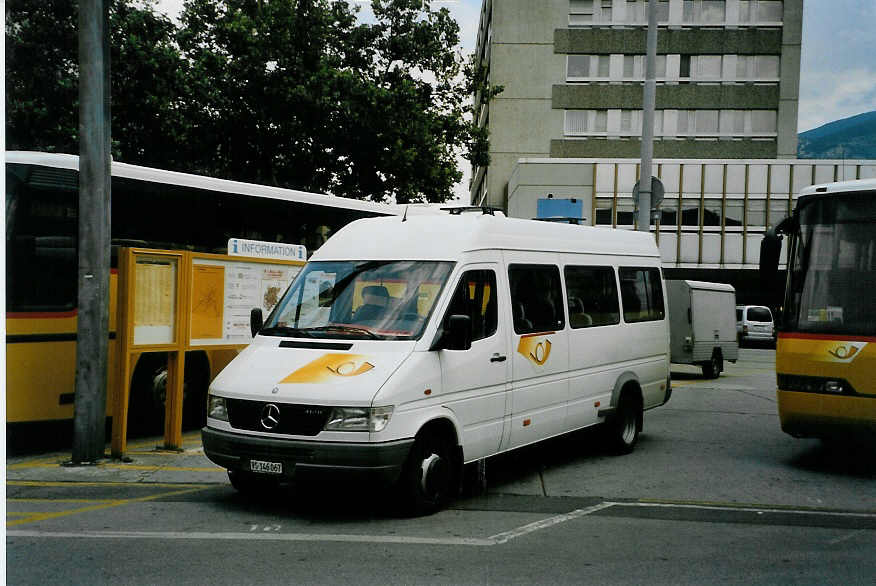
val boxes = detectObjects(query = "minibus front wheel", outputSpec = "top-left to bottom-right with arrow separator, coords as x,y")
400,428 -> 456,515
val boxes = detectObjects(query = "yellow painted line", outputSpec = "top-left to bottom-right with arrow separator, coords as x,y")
7,512 -> 38,517
101,464 -> 223,472
7,458 -> 66,470
670,380 -> 700,387
6,485 -> 209,527
9,498 -> 116,504
7,480 -> 210,489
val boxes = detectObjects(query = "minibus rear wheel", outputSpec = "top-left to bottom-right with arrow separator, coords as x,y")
607,391 -> 642,455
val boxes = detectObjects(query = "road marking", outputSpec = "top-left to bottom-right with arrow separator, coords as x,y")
828,529 -> 866,545
6,483 -> 211,527
6,529 -> 498,546
625,500 -> 876,519
7,480 -> 210,489
488,502 -> 615,544
7,502 -> 617,546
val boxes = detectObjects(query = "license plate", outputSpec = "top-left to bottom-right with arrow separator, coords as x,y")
249,459 -> 283,474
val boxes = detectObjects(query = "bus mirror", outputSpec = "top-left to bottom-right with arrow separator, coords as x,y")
444,315 -> 472,351
759,228 -> 782,283
250,308 -> 263,337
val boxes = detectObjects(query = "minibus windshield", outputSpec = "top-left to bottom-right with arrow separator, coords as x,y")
784,191 -> 876,336
261,260 -> 454,340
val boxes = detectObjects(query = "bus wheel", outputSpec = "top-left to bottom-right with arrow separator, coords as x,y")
400,431 -> 454,515
606,392 -> 641,455
129,353 -> 208,434
228,470 -> 279,496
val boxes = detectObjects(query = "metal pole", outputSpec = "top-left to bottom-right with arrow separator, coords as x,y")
637,0 -> 658,232
72,0 -> 111,463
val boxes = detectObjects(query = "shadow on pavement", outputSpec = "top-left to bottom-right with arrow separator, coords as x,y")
789,440 -> 876,479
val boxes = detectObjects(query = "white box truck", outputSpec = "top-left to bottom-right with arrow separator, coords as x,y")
667,280 -> 739,378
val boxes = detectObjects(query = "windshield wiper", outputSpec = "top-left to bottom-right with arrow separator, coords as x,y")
258,326 -> 313,338
302,325 -> 381,339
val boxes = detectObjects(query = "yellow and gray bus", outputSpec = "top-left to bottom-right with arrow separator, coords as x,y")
5,151 -> 396,443
762,178 -> 876,440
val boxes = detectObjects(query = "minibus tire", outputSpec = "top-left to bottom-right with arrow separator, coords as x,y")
400,431 -> 454,515
228,470 -> 280,496
606,393 -> 641,455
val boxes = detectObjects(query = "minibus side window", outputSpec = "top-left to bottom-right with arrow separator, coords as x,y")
564,266 -> 620,327
444,270 -> 498,341
619,267 -> 666,323
509,265 -> 565,334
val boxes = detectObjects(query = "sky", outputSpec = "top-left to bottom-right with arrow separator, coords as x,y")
153,0 -> 876,194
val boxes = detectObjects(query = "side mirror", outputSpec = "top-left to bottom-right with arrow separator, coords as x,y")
445,315 -> 472,351
250,308 -> 263,337
431,314 -> 472,351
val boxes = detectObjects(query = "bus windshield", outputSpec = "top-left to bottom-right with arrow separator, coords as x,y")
784,191 -> 876,336
262,260 -> 455,340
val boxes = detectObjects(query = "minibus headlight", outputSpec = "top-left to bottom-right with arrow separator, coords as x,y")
324,406 -> 394,432
207,394 -> 229,421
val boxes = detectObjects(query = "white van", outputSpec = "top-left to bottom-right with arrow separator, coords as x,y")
735,305 -> 775,346
202,209 -> 671,513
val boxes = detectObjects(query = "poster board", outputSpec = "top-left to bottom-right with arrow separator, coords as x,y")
188,253 -> 302,347
113,247 -> 305,456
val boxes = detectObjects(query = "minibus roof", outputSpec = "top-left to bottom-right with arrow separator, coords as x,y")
312,213 -> 660,261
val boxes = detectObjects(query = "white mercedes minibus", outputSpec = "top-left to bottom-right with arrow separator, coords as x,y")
202,208 -> 671,513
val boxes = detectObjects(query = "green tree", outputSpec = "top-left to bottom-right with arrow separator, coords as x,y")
5,0 -> 186,166
177,0 -> 471,203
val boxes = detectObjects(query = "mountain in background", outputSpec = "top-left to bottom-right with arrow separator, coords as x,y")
798,110 -> 876,159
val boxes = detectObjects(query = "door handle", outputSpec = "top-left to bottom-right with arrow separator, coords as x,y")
490,353 -> 507,363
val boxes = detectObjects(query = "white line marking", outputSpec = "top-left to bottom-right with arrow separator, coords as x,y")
7,530 -> 496,546
488,502 -> 615,544
615,501 -> 876,519
8,503 -> 616,547
828,529 -> 866,545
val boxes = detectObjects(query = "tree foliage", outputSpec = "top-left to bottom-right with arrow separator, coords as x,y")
6,0 -> 493,203
5,0 -> 186,167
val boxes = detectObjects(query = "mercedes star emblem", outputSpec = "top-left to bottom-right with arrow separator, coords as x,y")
260,403 -> 281,430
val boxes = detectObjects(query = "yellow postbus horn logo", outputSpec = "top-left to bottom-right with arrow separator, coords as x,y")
517,335 -> 552,366
280,354 -> 375,383
827,345 -> 860,361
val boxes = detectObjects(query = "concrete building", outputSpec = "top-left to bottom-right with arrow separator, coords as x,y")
470,0 -> 804,210
507,157 -> 876,303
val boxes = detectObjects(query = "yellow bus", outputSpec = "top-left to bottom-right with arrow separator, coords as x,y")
5,151 -> 396,444
762,178 -> 876,440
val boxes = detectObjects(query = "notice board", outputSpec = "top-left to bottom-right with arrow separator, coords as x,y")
188,255 -> 302,347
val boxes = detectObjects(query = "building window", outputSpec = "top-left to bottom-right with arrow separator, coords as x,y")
567,54 -> 591,79
679,55 -> 691,79
719,110 -> 745,135
565,110 -> 608,135
696,55 -> 723,80
570,0 -> 612,25
751,110 -> 777,133
739,1 -> 783,24
569,0 -> 595,24
736,55 -> 780,80
695,110 -> 720,134
683,0 -> 726,24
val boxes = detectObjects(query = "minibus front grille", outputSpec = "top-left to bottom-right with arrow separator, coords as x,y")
225,399 -> 331,436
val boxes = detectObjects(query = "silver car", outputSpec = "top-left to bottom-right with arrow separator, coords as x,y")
736,305 -> 775,346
